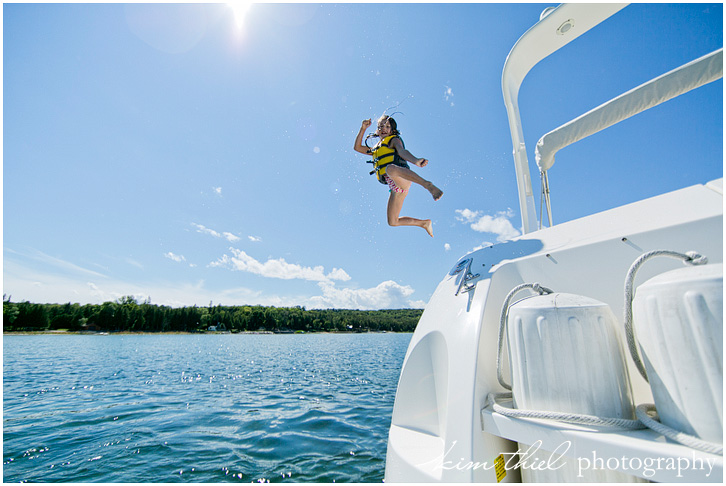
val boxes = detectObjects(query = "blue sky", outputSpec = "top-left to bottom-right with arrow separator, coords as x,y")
3,2 -> 723,309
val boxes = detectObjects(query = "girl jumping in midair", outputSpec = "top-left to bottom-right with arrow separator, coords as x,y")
353,115 -> 443,237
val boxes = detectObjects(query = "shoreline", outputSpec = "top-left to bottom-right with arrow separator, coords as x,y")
3,330 -> 402,336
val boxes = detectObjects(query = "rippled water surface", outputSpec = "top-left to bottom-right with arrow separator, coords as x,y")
3,333 -> 411,482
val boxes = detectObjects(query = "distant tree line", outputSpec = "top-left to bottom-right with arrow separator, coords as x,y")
2,295 -> 423,334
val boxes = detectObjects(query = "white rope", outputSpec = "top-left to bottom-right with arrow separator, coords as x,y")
487,393 -> 645,429
623,250 -> 708,381
636,404 -> 723,455
486,395 -> 724,453
496,283 -> 554,390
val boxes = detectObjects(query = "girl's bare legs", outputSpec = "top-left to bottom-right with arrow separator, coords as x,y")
387,189 -> 434,237
386,165 -> 443,201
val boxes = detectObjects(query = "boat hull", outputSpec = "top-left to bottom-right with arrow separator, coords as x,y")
385,180 -> 723,482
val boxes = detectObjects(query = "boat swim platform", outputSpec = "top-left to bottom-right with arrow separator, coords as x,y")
482,399 -> 723,483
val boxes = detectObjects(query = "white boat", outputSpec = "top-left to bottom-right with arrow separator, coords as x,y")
385,4 -> 723,483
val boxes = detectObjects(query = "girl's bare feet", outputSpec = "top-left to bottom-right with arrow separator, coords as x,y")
423,219 -> 434,237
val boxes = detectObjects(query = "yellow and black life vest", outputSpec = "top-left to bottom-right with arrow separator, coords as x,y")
368,135 -> 410,184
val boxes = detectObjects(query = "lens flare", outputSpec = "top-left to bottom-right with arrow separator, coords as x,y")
228,2 -> 253,30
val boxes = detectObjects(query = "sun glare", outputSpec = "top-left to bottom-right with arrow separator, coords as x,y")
228,2 -> 253,30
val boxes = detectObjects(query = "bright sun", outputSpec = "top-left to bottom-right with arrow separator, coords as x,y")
228,2 -> 253,30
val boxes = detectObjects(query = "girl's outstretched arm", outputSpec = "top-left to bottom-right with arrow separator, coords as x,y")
390,137 -> 428,167
353,119 -> 372,154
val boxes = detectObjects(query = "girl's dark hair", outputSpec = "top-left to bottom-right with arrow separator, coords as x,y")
378,115 -> 400,136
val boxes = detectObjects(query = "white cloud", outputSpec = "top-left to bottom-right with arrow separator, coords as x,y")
444,243 -> 451,252
192,223 -> 241,242
308,280 -> 422,310
211,248 -> 351,284
192,223 -> 221,238
4,257 -> 262,307
164,252 -> 186,263
248,235 -> 262,242
213,186 -> 222,196
326,267 -> 351,281
455,208 -> 520,243
3,255 -> 422,310
454,208 -> 480,223
126,258 -> 144,270
5,248 -> 108,279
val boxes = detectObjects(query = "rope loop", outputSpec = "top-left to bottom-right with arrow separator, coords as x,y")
623,250 -> 709,382
684,251 -> 709,266
497,283 -> 554,390
531,282 -> 551,295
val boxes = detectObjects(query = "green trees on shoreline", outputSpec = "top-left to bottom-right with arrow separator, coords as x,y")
2,295 -> 423,334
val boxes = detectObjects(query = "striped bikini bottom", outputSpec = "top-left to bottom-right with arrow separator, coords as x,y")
384,174 -> 407,194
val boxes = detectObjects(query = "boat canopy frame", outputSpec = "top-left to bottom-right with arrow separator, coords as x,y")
502,3 -> 628,234
536,48 -> 723,228
501,3 -> 723,232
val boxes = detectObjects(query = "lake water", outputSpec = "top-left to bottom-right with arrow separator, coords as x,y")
3,333 -> 411,483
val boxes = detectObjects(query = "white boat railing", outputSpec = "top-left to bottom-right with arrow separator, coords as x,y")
501,3 -> 628,234
535,48 -> 724,228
